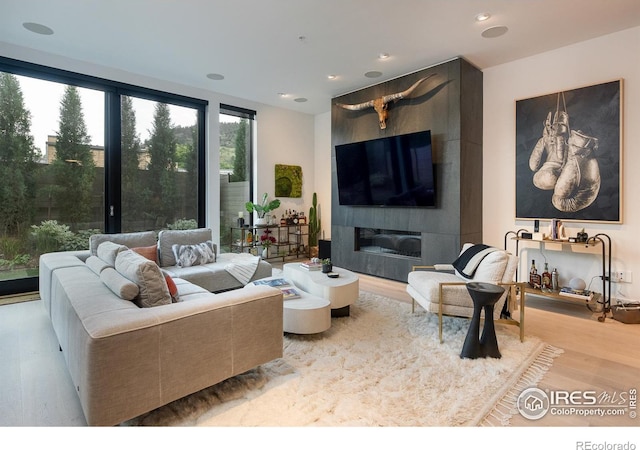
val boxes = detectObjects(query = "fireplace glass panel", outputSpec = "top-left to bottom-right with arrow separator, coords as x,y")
356,228 -> 421,258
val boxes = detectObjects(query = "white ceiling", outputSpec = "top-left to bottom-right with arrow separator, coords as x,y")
2,0 -> 640,115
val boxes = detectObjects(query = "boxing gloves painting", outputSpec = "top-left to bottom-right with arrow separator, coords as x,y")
515,80 -> 621,223
528,109 -> 601,213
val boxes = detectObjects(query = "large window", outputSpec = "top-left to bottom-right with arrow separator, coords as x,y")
0,57 -> 206,295
219,105 -> 255,252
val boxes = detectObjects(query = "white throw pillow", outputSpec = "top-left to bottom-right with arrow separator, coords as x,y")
96,241 -> 128,266
115,250 -> 171,308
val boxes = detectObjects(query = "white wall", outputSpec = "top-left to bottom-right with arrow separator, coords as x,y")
0,42 -> 316,247
314,111 -> 332,239
483,26 -> 640,301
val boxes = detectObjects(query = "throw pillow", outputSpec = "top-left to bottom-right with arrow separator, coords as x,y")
172,241 -> 216,267
132,245 -> 159,264
97,241 -> 128,266
163,273 -> 180,303
115,250 -> 171,308
100,267 -> 140,301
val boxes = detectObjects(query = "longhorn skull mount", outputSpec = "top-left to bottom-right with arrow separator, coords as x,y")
335,73 -> 436,129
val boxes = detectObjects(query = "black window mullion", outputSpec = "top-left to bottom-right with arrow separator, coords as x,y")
105,92 -> 121,233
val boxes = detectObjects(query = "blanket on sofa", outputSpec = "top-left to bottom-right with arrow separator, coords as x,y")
452,244 -> 499,279
224,254 -> 261,285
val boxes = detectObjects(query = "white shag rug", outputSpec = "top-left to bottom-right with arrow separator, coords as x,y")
125,291 -> 561,427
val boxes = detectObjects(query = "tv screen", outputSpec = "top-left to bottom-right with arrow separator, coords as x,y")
335,130 -> 435,207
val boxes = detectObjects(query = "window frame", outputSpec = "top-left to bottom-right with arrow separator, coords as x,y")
0,56 -> 208,296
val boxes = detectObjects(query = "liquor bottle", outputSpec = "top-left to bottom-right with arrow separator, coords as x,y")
542,263 -> 552,290
529,259 -> 541,289
551,267 -> 559,291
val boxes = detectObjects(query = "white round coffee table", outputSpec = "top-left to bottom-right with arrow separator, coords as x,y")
245,277 -> 331,334
283,263 -> 359,316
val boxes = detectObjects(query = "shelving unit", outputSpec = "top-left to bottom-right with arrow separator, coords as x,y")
230,224 -> 309,261
505,230 -> 612,322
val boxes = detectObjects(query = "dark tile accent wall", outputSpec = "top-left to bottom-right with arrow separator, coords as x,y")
330,58 -> 483,282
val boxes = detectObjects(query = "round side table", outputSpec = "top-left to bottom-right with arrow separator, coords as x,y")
461,281 -> 505,359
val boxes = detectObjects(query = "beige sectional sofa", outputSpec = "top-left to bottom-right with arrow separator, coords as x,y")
39,229 -> 283,426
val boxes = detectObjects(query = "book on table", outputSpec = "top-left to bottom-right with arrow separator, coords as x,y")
280,287 -> 301,300
300,260 -> 322,271
559,287 -> 594,300
253,278 -> 290,287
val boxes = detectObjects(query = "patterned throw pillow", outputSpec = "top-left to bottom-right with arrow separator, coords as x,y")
172,241 -> 216,267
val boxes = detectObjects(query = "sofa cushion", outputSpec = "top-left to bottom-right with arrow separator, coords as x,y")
132,245 -> 159,264
97,241 -> 128,266
89,230 -> 157,256
86,255 -> 112,275
157,228 -> 215,267
100,267 -> 140,301
172,241 -> 216,267
115,250 -> 171,308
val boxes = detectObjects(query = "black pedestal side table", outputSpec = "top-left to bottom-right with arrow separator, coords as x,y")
461,281 -> 505,359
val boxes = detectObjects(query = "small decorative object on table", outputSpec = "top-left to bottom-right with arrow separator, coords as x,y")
576,228 -> 589,242
321,258 -> 332,273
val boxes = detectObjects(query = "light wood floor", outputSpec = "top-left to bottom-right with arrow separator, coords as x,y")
1,265 -> 638,427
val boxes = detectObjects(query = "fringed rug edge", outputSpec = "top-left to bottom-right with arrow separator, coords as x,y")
470,342 -> 564,426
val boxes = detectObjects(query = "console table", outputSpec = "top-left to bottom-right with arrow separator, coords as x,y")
229,224 -> 309,261
505,230 -> 612,322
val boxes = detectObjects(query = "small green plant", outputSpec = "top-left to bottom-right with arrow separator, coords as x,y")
0,254 -> 32,270
167,218 -> 198,230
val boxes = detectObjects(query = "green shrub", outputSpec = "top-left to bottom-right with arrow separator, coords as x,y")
0,236 -> 25,260
167,218 -> 198,230
30,220 -> 74,254
61,228 -> 100,251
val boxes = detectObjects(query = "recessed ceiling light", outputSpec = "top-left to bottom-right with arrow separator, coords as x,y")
378,52 -> 390,60
294,98 -> 307,103
278,93 -> 289,98
23,22 -> 54,35
206,73 -> 224,80
364,71 -> 383,78
481,26 -> 508,38
327,74 -> 337,80
475,13 -> 491,22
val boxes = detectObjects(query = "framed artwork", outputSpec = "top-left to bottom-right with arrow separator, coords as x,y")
275,164 -> 302,198
515,79 -> 622,223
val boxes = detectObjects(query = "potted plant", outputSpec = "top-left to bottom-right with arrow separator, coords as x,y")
246,193 -> 281,226
308,192 -> 321,257
321,258 -> 332,273
259,228 -> 276,258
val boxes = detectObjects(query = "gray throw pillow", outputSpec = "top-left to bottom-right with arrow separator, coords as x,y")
115,249 -> 171,308
172,241 -> 216,267
100,267 -> 139,301
97,241 -> 128,266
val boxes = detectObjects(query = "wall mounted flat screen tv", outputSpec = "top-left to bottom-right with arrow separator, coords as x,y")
335,130 -> 436,207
